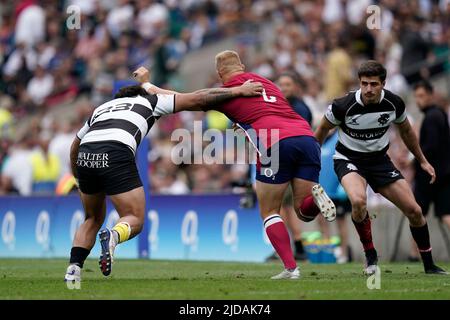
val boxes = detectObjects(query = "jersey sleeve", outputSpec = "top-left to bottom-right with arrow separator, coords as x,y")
393,96 -> 407,124
153,94 -> 175,117
324,103 -> 343,125
76,119 -> 90,140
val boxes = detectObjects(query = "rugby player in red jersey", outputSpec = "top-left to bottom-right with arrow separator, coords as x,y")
134,50 -> 336,279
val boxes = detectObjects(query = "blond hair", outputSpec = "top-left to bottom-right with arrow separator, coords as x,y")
215,50 -> 244,75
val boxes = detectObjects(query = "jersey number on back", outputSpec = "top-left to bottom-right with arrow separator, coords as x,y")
92,102 -> 133,121
262,89 -> 276,103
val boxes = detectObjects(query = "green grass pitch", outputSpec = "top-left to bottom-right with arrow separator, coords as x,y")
1,259 -> 449,299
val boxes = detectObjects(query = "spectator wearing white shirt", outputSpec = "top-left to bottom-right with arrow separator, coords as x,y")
26,65 -> 54,105
106,0 -> 134,39
346,0 -> 372,26
3,42 -> 37,78
322,0 -> 345,25
136,0 -> 169,40
49,120 -> 76,178
0,138 -> 34,196
14,2 -> 45,49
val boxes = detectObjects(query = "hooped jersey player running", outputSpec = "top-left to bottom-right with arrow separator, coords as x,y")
77,94 -> 175,155
201,72 -> 320,184
75,94 -> 174,195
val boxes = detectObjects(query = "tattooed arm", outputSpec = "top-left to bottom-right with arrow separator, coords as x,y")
132,66 -> 263,112
174,82 -> 263,112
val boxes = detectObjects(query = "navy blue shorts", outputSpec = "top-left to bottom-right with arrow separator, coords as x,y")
256,135 -> 321,184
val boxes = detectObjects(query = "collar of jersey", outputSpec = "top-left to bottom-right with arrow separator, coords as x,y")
355,89 -> 385,106
222,72 -> 246,86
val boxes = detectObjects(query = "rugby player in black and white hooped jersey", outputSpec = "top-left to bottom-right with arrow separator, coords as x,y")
64,75 -> 263,283
315,60 -> 447,275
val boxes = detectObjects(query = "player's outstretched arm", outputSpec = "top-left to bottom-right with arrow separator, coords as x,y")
315,116 -> 336,145
175,80 -> 263,112
396,118 -> 436,183
132,66 -> 263,112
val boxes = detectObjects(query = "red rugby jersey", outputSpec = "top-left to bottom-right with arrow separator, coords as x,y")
203,72 -> 313,149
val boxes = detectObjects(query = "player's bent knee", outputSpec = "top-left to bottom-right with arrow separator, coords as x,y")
351,197 -> 367,213
133,223 -> 143,235
405,205 -> 424,225
351,211 -> 366,223
408,204 -> 422,216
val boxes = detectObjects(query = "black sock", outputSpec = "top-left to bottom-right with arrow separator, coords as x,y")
294,240 -> 305,255
70,247 -> 91,268
410,223 -> 434,269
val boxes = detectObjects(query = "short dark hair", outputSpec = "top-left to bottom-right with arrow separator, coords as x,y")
114,85 -> 148,99
358,60 -> 387,82
278,71 -> 306,89
413,80 -> 433,94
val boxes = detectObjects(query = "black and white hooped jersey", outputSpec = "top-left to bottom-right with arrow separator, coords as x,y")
325,89 -> 407,160
76,94 -> 175,154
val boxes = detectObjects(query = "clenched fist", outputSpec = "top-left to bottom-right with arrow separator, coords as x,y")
132,66 -> 150,84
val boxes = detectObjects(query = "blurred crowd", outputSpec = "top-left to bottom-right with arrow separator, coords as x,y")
1,0 -> 450,196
